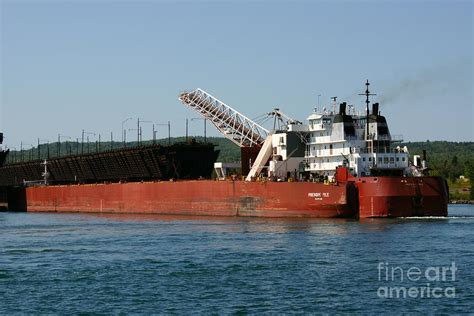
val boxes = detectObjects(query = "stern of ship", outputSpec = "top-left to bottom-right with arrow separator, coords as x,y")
354,176 -> 448,218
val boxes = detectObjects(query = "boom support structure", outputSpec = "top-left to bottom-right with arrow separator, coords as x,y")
179,89 -> 269,147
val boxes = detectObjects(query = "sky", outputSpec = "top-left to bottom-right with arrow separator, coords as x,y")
1,0 -> 473,149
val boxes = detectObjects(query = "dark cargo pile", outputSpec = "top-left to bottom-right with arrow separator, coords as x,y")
0,142 -> 219,186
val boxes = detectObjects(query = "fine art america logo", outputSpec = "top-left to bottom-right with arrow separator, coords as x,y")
377,262 -> 457,299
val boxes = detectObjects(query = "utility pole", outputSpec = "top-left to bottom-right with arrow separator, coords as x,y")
191,118 -> 207,143
168,121 -> 171,145
137,118 -> 140,145
124,130 -> 127,147
121,117 -> 132,147
186,118 -> 188,142
154,122 -> 170,146
82,131 -> 95,154
58,134 -> 71,158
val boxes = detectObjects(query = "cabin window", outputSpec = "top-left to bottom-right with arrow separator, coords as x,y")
369,157 -> 372,162
330,144 -> 333,155
396,157 -> 399,162
390,157 -> 394,163
363,157 -> 366,162
384,157 -> 389,164
279,136 -> 284,144
378,157 -> 382,163
402,157 -> 406,162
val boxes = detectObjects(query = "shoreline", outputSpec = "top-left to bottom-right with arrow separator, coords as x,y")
450,200 -> 474,205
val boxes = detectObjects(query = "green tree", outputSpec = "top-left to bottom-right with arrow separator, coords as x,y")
467,160 -> 474,200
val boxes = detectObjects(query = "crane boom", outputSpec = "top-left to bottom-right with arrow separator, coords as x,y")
179,88 -> 269,147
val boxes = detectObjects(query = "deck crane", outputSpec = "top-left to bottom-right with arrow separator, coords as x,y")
268,108 -> 303,130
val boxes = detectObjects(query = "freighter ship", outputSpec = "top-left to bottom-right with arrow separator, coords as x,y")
2,81 -> 448,218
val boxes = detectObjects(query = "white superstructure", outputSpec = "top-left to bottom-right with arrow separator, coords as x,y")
303,102 -> 409,179
265,81 -> 412,181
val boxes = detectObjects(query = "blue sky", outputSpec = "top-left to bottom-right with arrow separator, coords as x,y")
1,0 -> 473,148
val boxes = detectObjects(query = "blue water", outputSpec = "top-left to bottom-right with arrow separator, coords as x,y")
1,205 -> 473,314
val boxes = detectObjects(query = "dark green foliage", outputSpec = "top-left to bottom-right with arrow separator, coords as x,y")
466,160 -> 474,200
402,141 -> 473,180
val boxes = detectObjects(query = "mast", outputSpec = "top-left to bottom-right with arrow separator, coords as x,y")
358,80 -> 376,140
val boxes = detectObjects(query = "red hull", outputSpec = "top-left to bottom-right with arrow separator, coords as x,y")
354,176 -> 448,218
22,180 -> 355,218
10,167 -> 448,218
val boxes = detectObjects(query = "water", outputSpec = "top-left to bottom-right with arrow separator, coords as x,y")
1,205 -> 473,314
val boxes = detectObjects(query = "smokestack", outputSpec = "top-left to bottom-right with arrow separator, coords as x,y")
339,102 -> 347,115
372,103 -> 379,115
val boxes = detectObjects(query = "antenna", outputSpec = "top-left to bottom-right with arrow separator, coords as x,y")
358,80 -> 376,140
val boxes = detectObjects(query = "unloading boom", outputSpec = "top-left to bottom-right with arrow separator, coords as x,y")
179,89 -> 269,147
